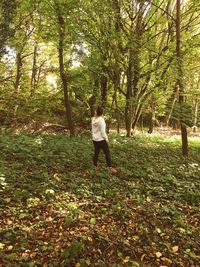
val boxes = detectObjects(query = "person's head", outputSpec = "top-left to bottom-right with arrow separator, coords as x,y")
96,106 -> 104,116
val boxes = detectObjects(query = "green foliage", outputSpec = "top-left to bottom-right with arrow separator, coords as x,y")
0,133 -> 200,266
0,0 -> 16,56
171,102 -> 193,127
0,0 -> 199,131
61,241 -> 85,264
65,202 -> 84,226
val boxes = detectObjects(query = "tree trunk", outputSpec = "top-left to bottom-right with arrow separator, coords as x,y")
148,108 -> 156,134
140,113 -> 144,133
89,95 -> 96,117
14,51 -> 22,117
89,78 -> 99,117
114,72 -> 121,134
125,65 -> 134,137
56,3 -> 75,136
100,73 -> 108,107
125,3 -> 144,136
193,99 -> 198,132
125,36 -> 134,137
30,45 -> 38,97
176,0 -> 188,156
35,60 -> 45,88
112,0 -> 122,134
165,81 -> 179,126
14,52 -> 22,93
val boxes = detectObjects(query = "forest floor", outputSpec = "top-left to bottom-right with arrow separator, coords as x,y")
0,133 -> 200,267
6,120 -> 200,138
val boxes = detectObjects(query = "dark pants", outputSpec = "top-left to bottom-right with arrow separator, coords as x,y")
93,140 -> 111,167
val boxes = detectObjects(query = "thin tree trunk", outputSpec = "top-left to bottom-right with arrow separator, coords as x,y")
30,45 -> 38,97
140,113 -> 144,133
176,0 -> 188,156
56,3 -> 75,136
125,37 -> 134,137
114,75 -> 120,134
14,52 -> 22,93
35,60 -> 45,88
165,81 -> 179,126
89,95 -> 96,117
132,105 -> 142,131
125,88 -> 133,137
112,0 -> 122,134
89,78 -> 99,117
148,106 -> 156,134
193,99 -> 198,132
100,73 -> 108,107
14,52 -> 22,117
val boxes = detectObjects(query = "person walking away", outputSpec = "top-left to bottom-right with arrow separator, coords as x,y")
91,106 -> 117,174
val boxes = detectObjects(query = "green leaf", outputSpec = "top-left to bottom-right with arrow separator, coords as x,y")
89,217 -> 96,225
19,213 -> 29,219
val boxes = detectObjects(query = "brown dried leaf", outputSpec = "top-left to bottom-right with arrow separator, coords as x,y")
172,245 -> 179,253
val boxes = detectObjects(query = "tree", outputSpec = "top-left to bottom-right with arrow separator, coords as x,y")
0,0 -> 16,57
0,0 -> 199,142
54,1 -> 75,136
176,0 -> 188,156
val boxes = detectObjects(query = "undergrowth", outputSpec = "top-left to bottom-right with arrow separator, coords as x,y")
0,133 -> 199,267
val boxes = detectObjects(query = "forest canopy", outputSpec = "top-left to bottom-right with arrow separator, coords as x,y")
0,0 -> 200,151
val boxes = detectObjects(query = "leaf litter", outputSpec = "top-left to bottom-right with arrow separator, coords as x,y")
0,133 -> 200,266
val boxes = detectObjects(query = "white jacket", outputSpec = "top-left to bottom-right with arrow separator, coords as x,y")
91,116 -> 108,142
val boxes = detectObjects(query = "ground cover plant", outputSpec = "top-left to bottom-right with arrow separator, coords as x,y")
0,133 -> 200,267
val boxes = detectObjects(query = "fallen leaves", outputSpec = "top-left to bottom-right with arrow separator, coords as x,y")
0,134 -> 200,266
0,243 -> 5,249
53,173 -> 61,182
5,198 -> 11,203
161,257 -> 173,265
87,236 -> 93,242
156,252 -> 163,258
141,254 -> 146,261
172,245 -> 179,253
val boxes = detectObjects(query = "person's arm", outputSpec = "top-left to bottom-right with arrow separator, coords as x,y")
99,117 -> 108,142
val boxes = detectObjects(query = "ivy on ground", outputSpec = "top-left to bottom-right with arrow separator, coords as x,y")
0,133 -> 200,267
